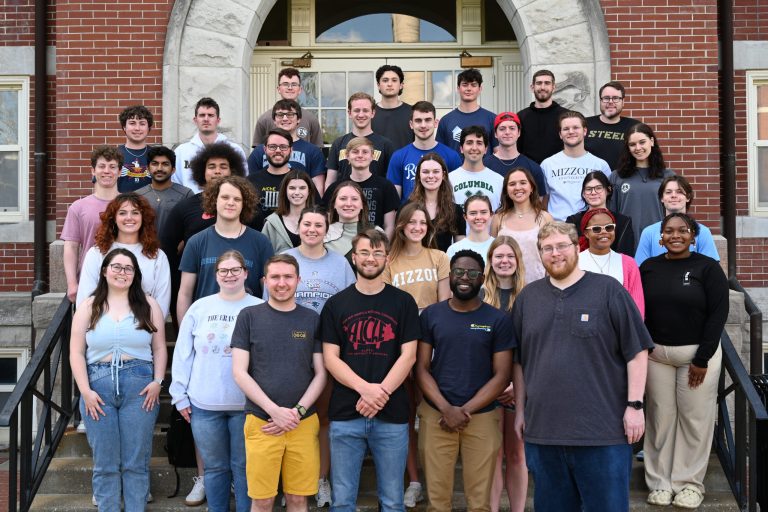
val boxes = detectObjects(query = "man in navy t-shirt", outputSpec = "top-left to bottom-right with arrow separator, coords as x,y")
435,68 -> 496,155
416,249 -> 514,512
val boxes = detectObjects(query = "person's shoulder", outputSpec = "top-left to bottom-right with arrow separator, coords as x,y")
295,303 -> 322,320
243,226 -> 272,243
172,183 -> 195,197
134,184 -> 152,196
540,152 -> 562,167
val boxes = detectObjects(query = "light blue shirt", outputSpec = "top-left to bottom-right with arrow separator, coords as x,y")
634,221 -> 720,266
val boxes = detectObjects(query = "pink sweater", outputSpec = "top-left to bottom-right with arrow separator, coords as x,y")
621,253 -> 645,319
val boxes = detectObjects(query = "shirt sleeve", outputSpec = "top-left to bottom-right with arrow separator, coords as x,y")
326,139 -> 342,171
492,313 -> 517,352
178,234 -> 201,274
230,307 -> 253,351
76,247 -> 101,307
382,181 -> 401,213
399,292 -> 422,343
419,307 -> 434,346
693,259 -> 729,367
169,304 -> 199,410
436,251 -> 450,280
309,114 -> 324,147
307,146 -> 327,177
60,201 -> 83,242
634,227 -> 655,266
386,150 -> 404,187
695,225 -> 721,262
152,250 -> 172,318
247,147 -> 265,175
607,282 -> 654,363
320,300 -> 343,346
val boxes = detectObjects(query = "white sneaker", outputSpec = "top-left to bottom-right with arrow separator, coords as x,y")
404,482 -> 423,508
184,475 -> 206,506
316,477 -> 331,507
91,494 -> 97,506
77,422 -> 87,433
281,494 -> 286,507
146,491 -> 153,503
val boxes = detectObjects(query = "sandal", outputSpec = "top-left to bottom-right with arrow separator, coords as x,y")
673,486 -> 704,509
647,489 -> 673,506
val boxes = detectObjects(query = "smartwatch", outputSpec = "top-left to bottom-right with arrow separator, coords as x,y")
295,404 -> 307,417
626,400 -> 644,410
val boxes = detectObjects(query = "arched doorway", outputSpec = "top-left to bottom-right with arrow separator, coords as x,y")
162,0 -> 610,148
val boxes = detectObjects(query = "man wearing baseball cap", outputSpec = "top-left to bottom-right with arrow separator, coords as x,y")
483,112 -> 548,196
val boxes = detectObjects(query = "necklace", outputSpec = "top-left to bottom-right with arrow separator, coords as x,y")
588,250 -> 611,274
496,154 -> 520,166
123,146 -> 148,159
514,207 -> 533,218
148,187 -> 162,203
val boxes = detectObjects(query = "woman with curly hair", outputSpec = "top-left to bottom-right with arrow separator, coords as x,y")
261,169 -> 317,253
177,176 -> 274,322
76,193 -> 171,318
490,167 -> 553,283
70,248 -> 166,511
407,153 -> 465,252
610,123 -> 674,244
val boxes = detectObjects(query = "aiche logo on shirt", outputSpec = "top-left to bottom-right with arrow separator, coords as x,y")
470,323 -> 492,332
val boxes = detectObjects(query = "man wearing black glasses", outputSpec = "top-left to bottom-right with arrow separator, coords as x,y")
416,249 -> 514,512
252,67 -> 323,148
585,81 -> 640,170
247,128 -> 295,223
248,100 -> 327,193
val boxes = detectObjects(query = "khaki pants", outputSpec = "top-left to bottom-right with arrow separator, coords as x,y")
644,343 -> 721,494
418,401 -> 501,512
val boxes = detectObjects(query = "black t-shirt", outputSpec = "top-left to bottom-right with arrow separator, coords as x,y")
433,203 -> 466,252
516,101 -> 568,164
327,132 -> 395,181
323,175 -> 400,229
247,169 -> 290,220
371,102 -> 414,150
321,284 -> 421,423
118,144 -> 151,192
584,116 -> 639,170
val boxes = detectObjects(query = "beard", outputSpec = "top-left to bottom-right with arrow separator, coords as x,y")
354,262 -> 387,281
266,153 -> 290,169
449,280 -> 482,300
543,255 -> 579,280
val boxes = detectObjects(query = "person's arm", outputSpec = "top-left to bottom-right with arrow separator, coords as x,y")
75,248 -> 100,308
511,361 -> 526,438
141,297 -> 167,411
461,350 -> 512,414
694,225 -> 721,261
383,210 -> 396,240
294,352 -> 327,411
232,347 -> 300,433
63,240 -> 81,303
153,250 -> 172,319
624,349 -> 647,444
168,304 -> 197,420
322,343 -> 390,412
69,299 -> 106,420
325,169 -> 338,188
394,185 -> 402,198
490,213 -> 502,237
379,340 -> 417,405
176,272 -> 197,322
312,175 -> 326,197
415,340 -> 469,431
691,260 -> 730,369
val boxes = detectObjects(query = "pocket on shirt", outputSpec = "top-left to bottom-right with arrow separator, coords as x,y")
570,309 -> 599,338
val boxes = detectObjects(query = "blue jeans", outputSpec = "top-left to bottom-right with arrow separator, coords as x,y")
81,359 -> 158,512
525,442 -> 633,512
329,418 -> 408,512
190,405 -> 250,512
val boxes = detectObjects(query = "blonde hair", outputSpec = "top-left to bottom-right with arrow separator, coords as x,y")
483,236 -> 525,312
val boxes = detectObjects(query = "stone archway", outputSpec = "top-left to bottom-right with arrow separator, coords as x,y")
162,0 -> 610,148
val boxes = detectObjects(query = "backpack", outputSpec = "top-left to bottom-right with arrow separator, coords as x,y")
164,407 -> 197,498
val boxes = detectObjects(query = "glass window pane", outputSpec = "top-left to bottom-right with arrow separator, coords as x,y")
299,72 -> 318,108
429,71 -> 454,107
0,151 -> 19,211
321,73 -> 347,108
758,147 -> 768,207
322,110 -> 347,144
0,90 -> 19,145
0,358 -> 17,385
348,72 -> 374,97
758,84 -> 768,140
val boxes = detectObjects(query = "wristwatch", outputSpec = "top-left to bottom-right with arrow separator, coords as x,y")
295,404 -> 307,417
153,378 -> 164,386
626,400 -> 644,410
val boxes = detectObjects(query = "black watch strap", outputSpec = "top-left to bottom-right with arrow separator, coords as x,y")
626,400 -> 644,410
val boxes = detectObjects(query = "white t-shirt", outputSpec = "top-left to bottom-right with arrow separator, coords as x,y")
540,151 -> 611,220
173,133 -> 248,193
448,166 -> 504,212
446,237 -> 495,264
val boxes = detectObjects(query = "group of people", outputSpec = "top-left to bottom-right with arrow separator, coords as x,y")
63,64 -> 729,512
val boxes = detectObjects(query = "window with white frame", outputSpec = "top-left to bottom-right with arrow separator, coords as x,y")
747,71 -> 768,216
0,76 -> 30,223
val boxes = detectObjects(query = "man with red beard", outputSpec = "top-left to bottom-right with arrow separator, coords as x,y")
511,221 -> 653,512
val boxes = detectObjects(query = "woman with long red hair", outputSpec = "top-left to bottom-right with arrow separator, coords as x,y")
77,192 -> 171,318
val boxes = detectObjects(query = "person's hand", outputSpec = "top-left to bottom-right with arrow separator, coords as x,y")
356,398 -> 380,418
623,408 -> 645,444
688,364 -> 707,389
513,408 -> 525,440
140,381 -> 162,411
66,283 -> 78,304
497,382 -> 515,407
358,383 -> 389,410
440,406 -> 470,432
268,406 -> 300,432
179,406 -> 191,423
82,389 -> 106,421
261,420 -> 287,436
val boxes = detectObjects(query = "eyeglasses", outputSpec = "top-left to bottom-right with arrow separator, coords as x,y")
600,96 -> 624,103
584,185 -> 605,194
278,82 -> 300,89
274,111 -> 298,119
450,268 -> 482,279
265,144 -> 291,152
586,223 -> 616,234
539,243 -> 575,255
355,251 -> 387,260
108,263 -> 135,275
216,266 -> 244,277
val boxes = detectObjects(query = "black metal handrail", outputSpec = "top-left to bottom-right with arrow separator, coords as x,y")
715,331 -> 768,511
0,297 -> 75,512
729,277 -> 764,375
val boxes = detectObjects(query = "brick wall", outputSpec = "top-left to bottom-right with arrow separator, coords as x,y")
734,0 -> 768,40
0,244 -> 36,291
0,0 -> 56,46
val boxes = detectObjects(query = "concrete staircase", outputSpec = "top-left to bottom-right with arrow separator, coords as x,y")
28,426 -> 739,511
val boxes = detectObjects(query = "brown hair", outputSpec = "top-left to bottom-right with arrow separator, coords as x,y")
94,193 -> 158,258
352,228 -> 390,254
496,167 -> 545,221
408,153 -> 457,239
389,202 -> 436,261
328,181 -> 372,232
347,92 -> 376,111
275,170 -> 316,216
483,236 -> 525,313
202,175 -> 258,224
264,253 -> 300,276
90,145 -> 124,169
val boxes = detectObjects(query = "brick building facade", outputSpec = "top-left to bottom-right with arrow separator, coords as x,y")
0,0 -> 766,291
